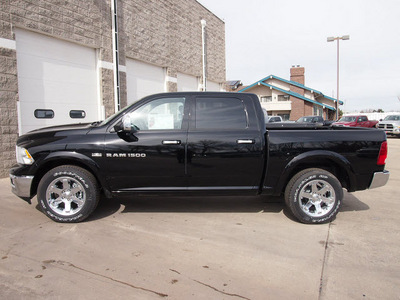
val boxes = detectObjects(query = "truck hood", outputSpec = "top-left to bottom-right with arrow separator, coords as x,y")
379,120 -> 400,125
17,123 -> 93,146
332,121 -> 354,126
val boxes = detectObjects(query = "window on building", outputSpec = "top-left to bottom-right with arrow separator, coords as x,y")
278,95 -> 290,101
313,105 -> 323,116
195,97 -> 247,129
34,109 -> 54,119
260,96 -> 272,103
70,110 -> 86,119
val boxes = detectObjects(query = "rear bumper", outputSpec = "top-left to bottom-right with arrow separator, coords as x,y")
10,174 -> 34,199
369,170 -> 390,189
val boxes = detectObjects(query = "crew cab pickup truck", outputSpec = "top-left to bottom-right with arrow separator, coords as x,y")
377,115 -> 400,136
333,115 -> 378,128
10,92 -> 390,224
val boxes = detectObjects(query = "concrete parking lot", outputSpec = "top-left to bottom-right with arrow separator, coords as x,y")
1,139 -> 399,299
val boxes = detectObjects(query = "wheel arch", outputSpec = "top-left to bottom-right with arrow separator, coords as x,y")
275,150 -> 356,195
31,152 -> 110,198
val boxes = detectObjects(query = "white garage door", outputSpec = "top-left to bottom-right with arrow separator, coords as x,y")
177,72 -> 199,91
126,59 -> 165,105
15,29 -> 100,134
207,80 -> 222,91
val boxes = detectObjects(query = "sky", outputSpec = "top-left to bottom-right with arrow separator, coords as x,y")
197,0 -> 400,112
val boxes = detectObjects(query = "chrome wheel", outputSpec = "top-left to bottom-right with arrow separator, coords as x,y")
298,179 -> 336,217
46,176 -> 86,216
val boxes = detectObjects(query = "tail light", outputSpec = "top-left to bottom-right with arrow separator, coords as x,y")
377,141 -> 387,166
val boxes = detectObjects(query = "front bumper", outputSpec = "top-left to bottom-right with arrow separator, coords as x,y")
369,170 -> 390,189
10,174 -> 34,199
385,131 -> 400,136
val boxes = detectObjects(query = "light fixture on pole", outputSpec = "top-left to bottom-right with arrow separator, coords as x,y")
327,35 -> 350,120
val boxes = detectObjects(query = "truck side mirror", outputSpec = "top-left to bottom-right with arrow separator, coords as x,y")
122,114 -> 132,131
114,114 -> 140,133
114,115 -> 132,132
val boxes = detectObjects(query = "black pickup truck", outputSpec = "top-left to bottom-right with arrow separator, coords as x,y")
10,92 -> 389,224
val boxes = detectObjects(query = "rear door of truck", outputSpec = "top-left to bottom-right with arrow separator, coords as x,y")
186,94 -> 265,193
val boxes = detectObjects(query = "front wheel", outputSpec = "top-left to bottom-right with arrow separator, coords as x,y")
37,165 -> 99,223
285,168 -> 343,224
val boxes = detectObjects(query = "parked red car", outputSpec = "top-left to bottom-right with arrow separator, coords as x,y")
333,115 -> 378,128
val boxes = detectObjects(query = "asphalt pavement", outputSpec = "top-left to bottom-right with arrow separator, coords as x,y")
0,139 -> 399,299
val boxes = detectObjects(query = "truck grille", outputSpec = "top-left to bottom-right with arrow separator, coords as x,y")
378,124 -> 394,130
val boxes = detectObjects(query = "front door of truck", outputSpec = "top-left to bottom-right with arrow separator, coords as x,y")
186,95 -> 265,193
104,96 -> 188,192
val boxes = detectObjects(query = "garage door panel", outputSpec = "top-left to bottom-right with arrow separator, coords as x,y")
18,77 -> 97,104
15,29 -> 99,134
207,81 -> 221,91
21,102 -> 99,134
17,55 -> 96,85
126,59 -> 165,105
177,73 -> 198,91
15,30 -> 95,67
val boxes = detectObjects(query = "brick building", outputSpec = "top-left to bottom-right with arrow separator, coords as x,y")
239,66 -> 341,121
0,0 -> 226,177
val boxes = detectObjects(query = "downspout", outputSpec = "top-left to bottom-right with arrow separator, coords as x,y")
201,19 -> 207,91
111,0 -> 120,112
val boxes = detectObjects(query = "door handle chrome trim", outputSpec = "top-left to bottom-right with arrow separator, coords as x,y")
162,140 -> 181,145
237,139 -> 255,144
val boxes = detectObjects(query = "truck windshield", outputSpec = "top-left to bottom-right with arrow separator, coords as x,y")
384,115 -> 400,121
296,117 -> 315,122
338,116 -> 357,122
97,104 -> 134,126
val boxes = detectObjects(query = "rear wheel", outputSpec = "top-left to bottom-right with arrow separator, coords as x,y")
37,165 -> 99,223
285,168 -> 343,224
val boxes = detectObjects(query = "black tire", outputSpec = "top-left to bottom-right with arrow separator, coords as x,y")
284,168 -> 343,224
37,165 -> 99,223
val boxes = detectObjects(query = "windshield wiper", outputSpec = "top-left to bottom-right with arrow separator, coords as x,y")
90,121 -> 103,127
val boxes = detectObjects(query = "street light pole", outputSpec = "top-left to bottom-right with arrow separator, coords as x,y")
327,35 -> 350,120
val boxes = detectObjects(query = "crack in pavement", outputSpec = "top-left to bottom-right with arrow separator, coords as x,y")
318,222 -> 332,300
193,279 -> 251,300
43,260 -> 168,298
169,269 -> 251,300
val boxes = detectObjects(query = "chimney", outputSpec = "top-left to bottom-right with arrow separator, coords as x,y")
290,65 -> 305,85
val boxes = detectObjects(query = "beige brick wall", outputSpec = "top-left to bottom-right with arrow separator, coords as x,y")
0,0 -> 226,177
120,0 -> 225,85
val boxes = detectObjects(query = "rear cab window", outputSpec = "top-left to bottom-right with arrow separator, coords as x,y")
194,97 -> 248,130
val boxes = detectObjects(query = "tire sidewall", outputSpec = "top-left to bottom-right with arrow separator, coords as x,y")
38,166 -> 98,223
287,169 -> 343,224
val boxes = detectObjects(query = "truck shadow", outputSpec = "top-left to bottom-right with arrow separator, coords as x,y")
88,195 -> 285,221
340,192 -> 370,212
34,191 -> 369,222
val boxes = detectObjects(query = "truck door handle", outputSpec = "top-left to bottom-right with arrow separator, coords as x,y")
237,139 -> 255,144
162,140 -> 181,145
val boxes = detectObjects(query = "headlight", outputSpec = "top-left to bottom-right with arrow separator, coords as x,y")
16,146 -> 34,165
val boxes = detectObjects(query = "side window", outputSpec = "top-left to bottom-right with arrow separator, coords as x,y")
34,109 -> 54,119
127,97 -> 185,130
195,97 -> 247,129
70,110 -> 86,119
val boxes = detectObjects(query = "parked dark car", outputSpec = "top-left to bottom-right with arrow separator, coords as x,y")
296,115 -> 334,126
267,116 -> 283,123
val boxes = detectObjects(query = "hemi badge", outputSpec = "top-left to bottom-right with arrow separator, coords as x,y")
91,153 -> 102,157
